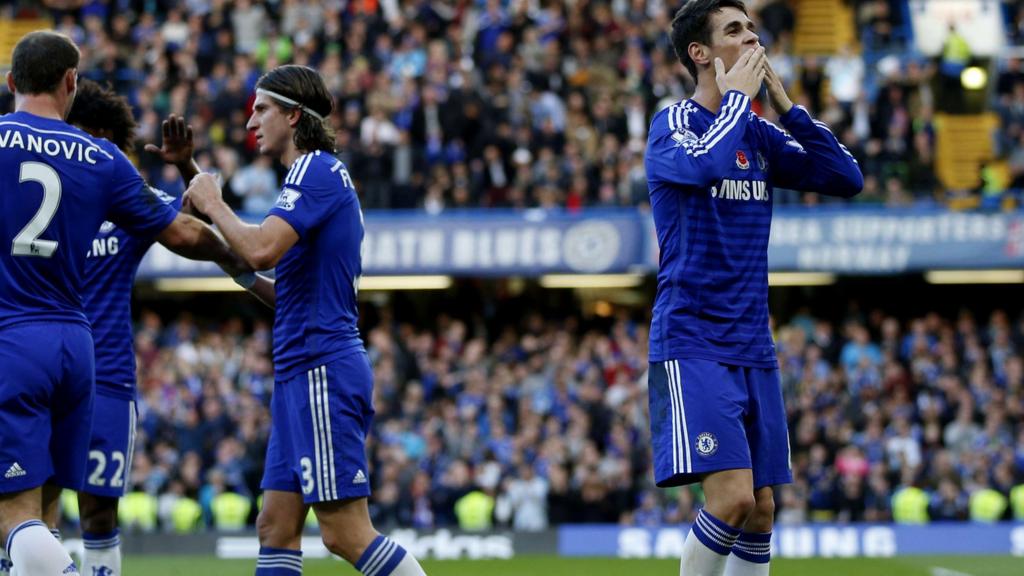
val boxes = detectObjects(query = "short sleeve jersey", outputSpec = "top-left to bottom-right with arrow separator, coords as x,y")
0,111 -> 177,331
83,189 -> 181,394
267,150 -> 365,380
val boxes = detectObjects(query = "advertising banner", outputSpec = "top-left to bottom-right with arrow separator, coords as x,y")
560,523 -> 1024,558
134,209 -> 1024,278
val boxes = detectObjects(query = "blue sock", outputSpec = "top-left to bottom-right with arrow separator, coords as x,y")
354,535 -> 408,576
731,531 -> 771,564
255,546 -> 302,575
692,509 -> 742,554
81,529 -> 119,548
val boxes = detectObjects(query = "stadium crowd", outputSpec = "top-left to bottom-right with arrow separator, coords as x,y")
3,0 -> 1018,211
0,0 -> 1018,531
81,301 -> 1024,532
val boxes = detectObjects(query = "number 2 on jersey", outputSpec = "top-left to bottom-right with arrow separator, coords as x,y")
12,162 -> 61,257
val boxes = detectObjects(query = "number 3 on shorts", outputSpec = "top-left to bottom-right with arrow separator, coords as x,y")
300,456 -> 315,495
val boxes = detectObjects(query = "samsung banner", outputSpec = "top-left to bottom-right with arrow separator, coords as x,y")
134,209 -> 1024,278
560,523 -> 1024,558
61,524 -> 1024,558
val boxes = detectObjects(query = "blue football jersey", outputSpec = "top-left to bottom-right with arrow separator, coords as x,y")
0,112 -> 178,330
83,189 -> 181,396
267,150 -> 365,380
645,91 -> 862,367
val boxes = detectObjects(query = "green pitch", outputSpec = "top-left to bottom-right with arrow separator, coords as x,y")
122,555 -> 1020,575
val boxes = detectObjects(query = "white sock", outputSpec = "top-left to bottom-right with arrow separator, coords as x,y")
723,555 -> 769,576
724,531 -> 771,576
390,553 -> 427,576
6,520 -> 79,575
82,530 -> 121,576
680,509 -> 741,576
354,535 -> 426,576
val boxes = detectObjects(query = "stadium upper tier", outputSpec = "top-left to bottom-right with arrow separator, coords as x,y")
0,0 -> 1021,215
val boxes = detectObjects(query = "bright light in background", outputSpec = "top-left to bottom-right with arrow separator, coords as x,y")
539,274 -> 645,289
356,276 -> 453,291
155,275 -> 454,292
767,272 -> 836,286
960,66 -> 987,90
155,278 -> 243,292
925,269 -> 1024,284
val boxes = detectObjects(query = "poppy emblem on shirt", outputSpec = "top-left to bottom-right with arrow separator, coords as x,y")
735,150 -> 750,170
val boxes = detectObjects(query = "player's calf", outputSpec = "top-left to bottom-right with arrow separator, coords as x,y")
315,498 -> 427,576
255,491 -> 306,576
79,493 -> 122,575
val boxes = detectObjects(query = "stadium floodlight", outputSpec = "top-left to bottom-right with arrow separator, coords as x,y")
154,275 -> 455,291
356,275 -> 453,290
960,66 -> 987,90
538,273 -> 646,289
767,272 -> 836,286
925,269 -> 1024,284
154,277 -> 244,292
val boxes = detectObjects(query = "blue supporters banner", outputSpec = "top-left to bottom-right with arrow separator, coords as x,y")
136,209 -> 651,278
768,209 -> 1024,273
359,210 -> 647,276
134,208 -> 1024,278
559,523 -> 1024,558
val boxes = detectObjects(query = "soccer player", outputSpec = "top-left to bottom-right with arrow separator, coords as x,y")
57,79 -> 239,576
645,2 -> 863,576
0,31 -> 243,576
186,65 -> 427,576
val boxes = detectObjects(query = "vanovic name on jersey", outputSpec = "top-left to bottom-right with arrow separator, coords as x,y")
0,127 -> 105,164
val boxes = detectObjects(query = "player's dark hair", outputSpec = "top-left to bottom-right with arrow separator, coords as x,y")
66,79 -> 138,153
255,65 -> 336,154
11,30 -> 80,95
671,0 -> 748,82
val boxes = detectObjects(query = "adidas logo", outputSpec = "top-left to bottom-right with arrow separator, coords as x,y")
4,463 -> 26,479
352,470 -> 367,484
62,562 -> 78,574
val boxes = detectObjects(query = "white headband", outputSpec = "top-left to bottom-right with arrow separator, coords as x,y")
256,88 -> 326,122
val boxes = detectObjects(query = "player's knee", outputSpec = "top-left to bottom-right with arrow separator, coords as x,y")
320,529 -> 359,563
726,492 -> 757,523
256,509 -> 301,548
745,492 -> 775,530
754,493 -> 775,519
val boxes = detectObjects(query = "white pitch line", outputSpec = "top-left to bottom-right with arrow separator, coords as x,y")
931,567 -> 976,576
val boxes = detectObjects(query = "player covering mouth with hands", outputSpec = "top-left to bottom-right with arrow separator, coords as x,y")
644,1 -> 863,576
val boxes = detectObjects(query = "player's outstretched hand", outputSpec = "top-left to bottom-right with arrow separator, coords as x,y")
185,173 -> 223,215
144,114 -> 194,166
715,46 -> 766,99
763,58 -> 794,115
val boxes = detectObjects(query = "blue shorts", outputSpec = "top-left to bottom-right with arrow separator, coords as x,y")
648,358 -> 792,489
261,351 -> 375,503
81,385 -> 137,498
0,322 -> 94,493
